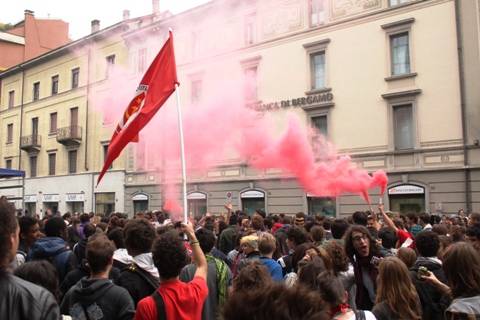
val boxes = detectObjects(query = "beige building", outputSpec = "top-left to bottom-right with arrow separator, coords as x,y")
0,11 -> 168,216
1,0 -> 479,217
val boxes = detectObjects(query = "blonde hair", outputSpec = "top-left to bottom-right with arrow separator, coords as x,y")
376,256 -> 421,320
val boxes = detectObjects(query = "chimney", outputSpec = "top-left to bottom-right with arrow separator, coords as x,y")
123,10 -> 130,20
24,9 -> 34,17
152,0 -> 160,15
91,20 -> 100,33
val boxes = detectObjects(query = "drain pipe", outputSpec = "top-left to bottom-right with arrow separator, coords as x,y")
454,0 -> 472,213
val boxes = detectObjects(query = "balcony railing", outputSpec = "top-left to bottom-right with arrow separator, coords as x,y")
20,134 -> 41,152
57,125 -> 82,146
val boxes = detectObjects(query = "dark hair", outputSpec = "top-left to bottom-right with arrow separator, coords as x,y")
443,242 -> 480,298
331,219 -> 349,239
107,228 -> 125,249
14,261 -> 60,301
352,211 -> 368,226
255,209 -> 266,219
86,234 -> 116,274
310,226 -> 324,243
152,230 -> 188,279
450,225 -> 466,242
415,231 -> 439,257
378,227 -> 398,250
323,240 -> 349,275
84,223 -> 97,238
44,217 -> 66,238
18,216 -> 38,235
251,215 -> 264,231
432,224 -> 448,236
233,261 -> 272,292
228,214 -> 237,226
420,214 -> 431,225
195,228 -> 215,254
287,226 -> 308,246
466,223 -> 480,240
344,225 -> 379,260
297,256 -> 327,290
316,271 -> 345,306
292,243 -> 317,273
80,213 -> 90,223
407,212 -> 418,224
223,282 -> 328,320
123,218 -> 156,255
397,247 -> 417,269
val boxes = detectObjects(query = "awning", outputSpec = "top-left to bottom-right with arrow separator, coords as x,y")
0,168 -> 25,178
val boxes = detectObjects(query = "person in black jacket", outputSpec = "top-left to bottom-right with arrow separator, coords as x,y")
0,196 -> 60,320
117,218 -> 159,306
409,230 -> 450,320
61,234 -> 134,320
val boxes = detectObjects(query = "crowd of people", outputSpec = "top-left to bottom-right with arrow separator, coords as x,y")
1,196 -> 480,320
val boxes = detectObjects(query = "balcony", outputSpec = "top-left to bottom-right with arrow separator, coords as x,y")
57,125 -> 82,146
20,135 -> 41,153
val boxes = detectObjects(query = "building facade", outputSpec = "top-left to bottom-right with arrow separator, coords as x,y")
1,0 -> 479,217
0,10 -> 70,71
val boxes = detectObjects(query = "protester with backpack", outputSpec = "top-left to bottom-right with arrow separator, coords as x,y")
61,234 -> 134,320
28,216 -> 75,283
135,222 -> 208,320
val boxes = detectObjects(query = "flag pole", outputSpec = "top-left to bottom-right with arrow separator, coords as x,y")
175,83 -> 188,224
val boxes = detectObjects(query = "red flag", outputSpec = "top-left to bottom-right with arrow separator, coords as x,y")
97,31 -> 179,185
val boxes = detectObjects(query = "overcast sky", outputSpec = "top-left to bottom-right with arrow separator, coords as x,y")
0,0 -> 210,40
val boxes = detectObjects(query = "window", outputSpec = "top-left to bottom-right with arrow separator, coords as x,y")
51,75 -> 59,95
389,0 -> 411,6
50,112 -> 57,134
390,32 -> 410,75
71,68 -> 79,89
8,90 -> 14,108
103,145 -> 113,169
95,192 -> 115,216
68,150 -> 77,173
106,54 -> 116,77
307,196 -> 336,216
311,115 -> 328,136
310,0 -> 326,26
70,107 -> 78,127
244,66 -> 258,101
138,48 -> 147,73
393,104 -> 414,150
191,79 -> 202,104
311,52 -> 326,89
7,124 -> 13,144
33,82 -> 40,101
5,159 -> 12,169
240,190 -> 266,216
30,156 -> 37,177
245,14 -> 256,45
48,153 -> 56,175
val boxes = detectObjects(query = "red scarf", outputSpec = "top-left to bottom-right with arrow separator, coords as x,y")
330,303 -> 350,318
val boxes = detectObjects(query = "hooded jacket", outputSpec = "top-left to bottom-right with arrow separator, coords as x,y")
446,295 -> 480,319
0,273 -> 60,320
410,257 -> 450,320
61,277 -> 134,320
28,237 -> 74,283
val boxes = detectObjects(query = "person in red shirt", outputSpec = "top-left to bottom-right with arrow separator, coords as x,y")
378,204 -> 414,248
135,223 -> 208,320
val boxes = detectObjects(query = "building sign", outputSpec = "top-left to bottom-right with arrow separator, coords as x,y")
252,92 -> 334,112
241,190 -> 265,198
42,194 -> 60,202
187,192 -> 207,200
132,193 -> 148,201
388,185 -> 425,195
331,0 -> 382,20
24,195 -> 37,203
66,193 -> 85,202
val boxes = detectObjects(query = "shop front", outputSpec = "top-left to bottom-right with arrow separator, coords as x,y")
241,190 -> 266,215
187,192 -> 207,217
66,193 -> 85,214
42,194 -> 60,215
388,184 -> 426,214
